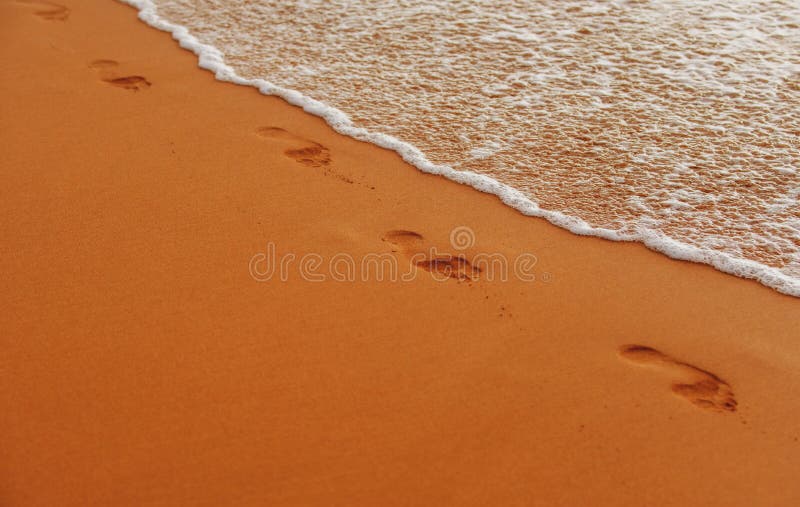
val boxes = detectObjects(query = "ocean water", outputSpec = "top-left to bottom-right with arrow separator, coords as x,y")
125,0 -> 800,296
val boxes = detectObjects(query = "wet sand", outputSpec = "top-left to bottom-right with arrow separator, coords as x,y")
1,1 -> 799,505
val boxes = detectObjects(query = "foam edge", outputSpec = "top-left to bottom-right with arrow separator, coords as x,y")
120,0 -> 799,298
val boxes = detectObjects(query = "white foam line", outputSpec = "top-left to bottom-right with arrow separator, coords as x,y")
121,0 -> 799,298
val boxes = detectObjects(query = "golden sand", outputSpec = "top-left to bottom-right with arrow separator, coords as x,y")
1,1 -> 799,505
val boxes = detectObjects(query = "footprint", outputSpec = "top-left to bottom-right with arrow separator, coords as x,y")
103,76 -> 151,91
255,126 -> 331,168
618,344 -> 737,413
89,59 -> 119,69
382,230 -> 480,281
255,126 -> 377,188
89,59 -> 151,91
284,145 -> 331,168
382,230 -> 424,250
254,126 -> 298,142
415,256 -> 478,281
18,0 -> 70,21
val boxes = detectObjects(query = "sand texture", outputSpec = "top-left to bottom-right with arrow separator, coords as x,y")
1,1 -> 799,505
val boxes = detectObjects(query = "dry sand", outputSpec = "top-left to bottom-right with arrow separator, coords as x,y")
1,1 -> 799,505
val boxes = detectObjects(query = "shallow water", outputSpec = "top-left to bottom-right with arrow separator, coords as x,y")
127,0 -> 800,295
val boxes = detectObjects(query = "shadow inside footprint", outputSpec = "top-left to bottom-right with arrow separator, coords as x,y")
255,126 -> 294,140
20,0 -> 70,20
618,344 -> 737,413
104,76 -> 151,91
382,230 -> 424,251
89,59 -> 119,69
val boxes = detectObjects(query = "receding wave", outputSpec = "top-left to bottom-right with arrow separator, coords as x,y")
123,0 -> 800,296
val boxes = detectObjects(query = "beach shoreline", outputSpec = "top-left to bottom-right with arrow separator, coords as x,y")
124,0 -> 800,298
1,1 -> 799,505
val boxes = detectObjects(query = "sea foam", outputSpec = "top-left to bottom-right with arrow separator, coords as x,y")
121,0 -> 800,297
